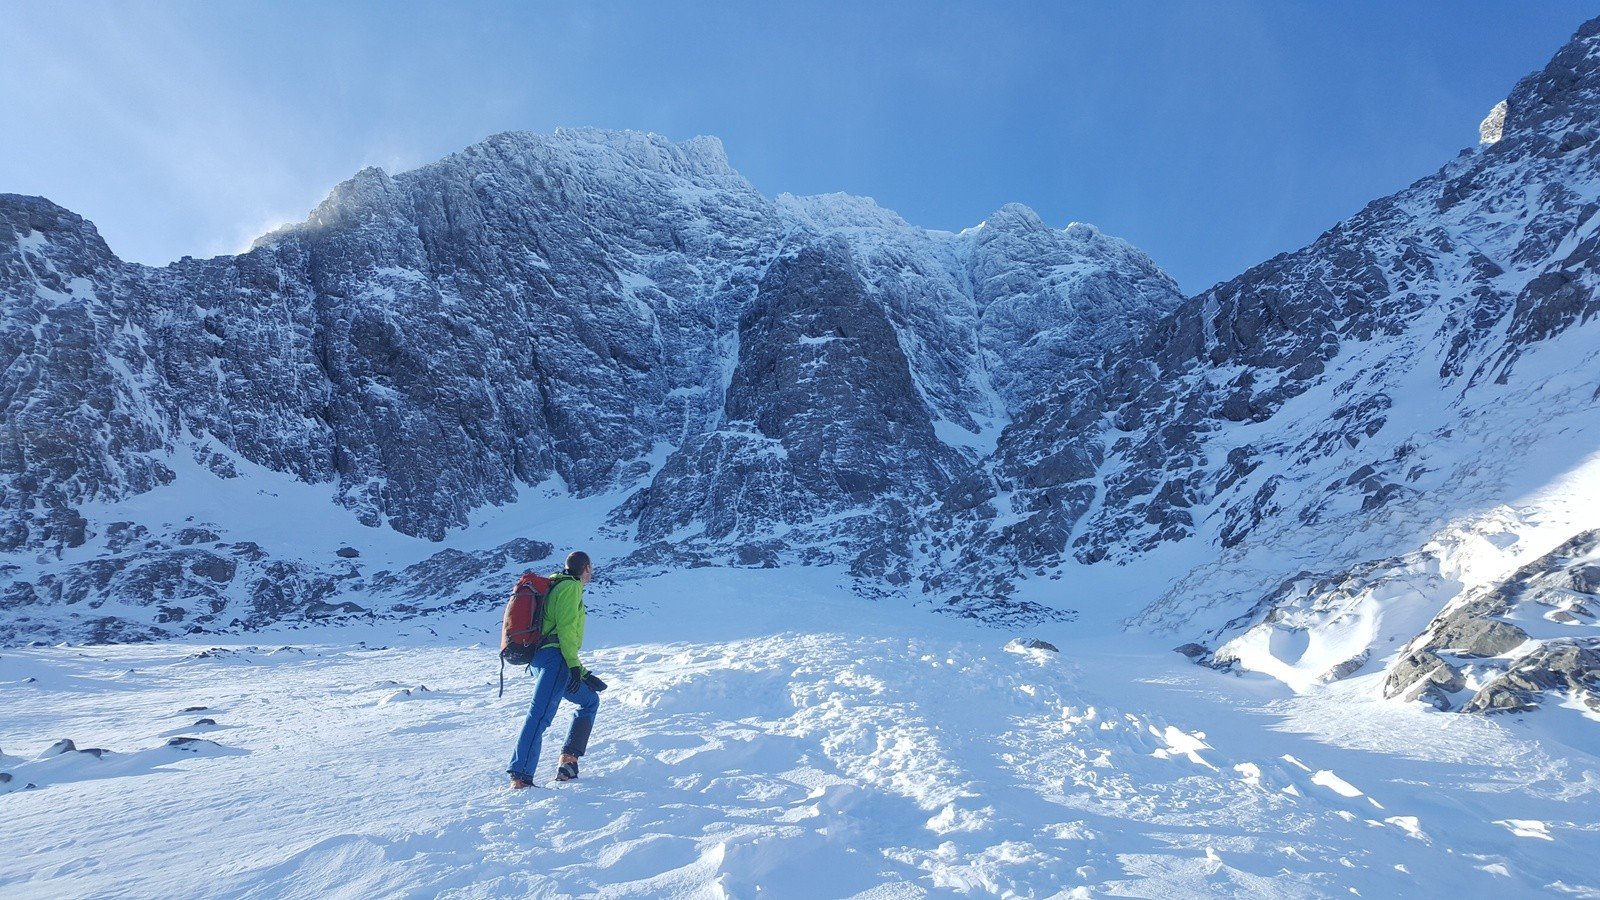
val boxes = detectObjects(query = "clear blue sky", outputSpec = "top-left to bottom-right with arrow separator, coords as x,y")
3,1 -> 1595,292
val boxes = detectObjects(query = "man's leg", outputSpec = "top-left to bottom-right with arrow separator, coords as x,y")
507,649 -> 567,779
557,681 -> 601,778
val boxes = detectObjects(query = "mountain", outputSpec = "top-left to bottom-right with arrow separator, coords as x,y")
3,18 -> 1600,720
1111,19 -> 1600,713
0,129 -> 1179,641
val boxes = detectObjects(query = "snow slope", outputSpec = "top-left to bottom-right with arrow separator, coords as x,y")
3,568 -> 1596,898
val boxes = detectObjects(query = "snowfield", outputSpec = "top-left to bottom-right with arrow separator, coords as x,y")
3,568 -> 1596,898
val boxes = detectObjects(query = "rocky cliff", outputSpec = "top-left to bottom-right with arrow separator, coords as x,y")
1,129 -> 1178,639
4,20 -> 1600,717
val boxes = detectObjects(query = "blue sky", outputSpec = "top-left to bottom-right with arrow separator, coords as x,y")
2,1 -> 1595,292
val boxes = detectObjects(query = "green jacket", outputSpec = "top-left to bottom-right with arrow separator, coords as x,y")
542,573 -> 585,674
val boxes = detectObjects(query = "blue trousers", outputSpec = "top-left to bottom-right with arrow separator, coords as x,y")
508,645 -> 600,778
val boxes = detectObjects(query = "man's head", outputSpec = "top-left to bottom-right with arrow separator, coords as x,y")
565,550 -> 593,584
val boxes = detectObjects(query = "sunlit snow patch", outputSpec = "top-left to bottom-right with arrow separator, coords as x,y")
1497,818 -> 1555,841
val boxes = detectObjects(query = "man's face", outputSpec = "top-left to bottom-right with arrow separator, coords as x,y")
580,564 -> 593,585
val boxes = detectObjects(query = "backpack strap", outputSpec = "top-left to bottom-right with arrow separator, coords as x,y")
539,573 -> 575,647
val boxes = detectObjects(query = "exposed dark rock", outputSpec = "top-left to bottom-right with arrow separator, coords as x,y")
1568,564 -> 1600,593
1383,650 -> 1466,702
1429,613 -> 1531,658
1380,530 -> 1600,712
1321,650 -> 1371,682
104,523 -> 151,553
304,601 -> 368,619
1463,639 -> 1600,714
367,538 -> 554,605
228,542 -> 267,562
175,528 -> 221,546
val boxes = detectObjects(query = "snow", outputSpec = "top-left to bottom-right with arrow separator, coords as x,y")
15,228 -> 49,255
1311,770 -> 1370,802
1481,100 -> 1509,145
73,434 -> 438,568
3,567 -> 1597,897
930,416 -> 1005,457
1499,819 -> 1555,841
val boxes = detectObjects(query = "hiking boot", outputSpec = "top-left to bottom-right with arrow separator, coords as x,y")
509,773 -> 535,790
556,754 -> 580,782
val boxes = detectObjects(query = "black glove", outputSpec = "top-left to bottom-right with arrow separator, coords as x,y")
566,666 -> 583,694
583,672 -> 608,692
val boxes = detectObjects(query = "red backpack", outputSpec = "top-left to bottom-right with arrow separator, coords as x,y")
498,571 -> 553,696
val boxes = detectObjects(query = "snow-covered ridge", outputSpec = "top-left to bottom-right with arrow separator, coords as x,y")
0,116 -> 1180,642
1077,17 -> 1600,715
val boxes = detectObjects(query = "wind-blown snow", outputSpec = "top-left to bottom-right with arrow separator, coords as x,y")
2,568 -> 1594,897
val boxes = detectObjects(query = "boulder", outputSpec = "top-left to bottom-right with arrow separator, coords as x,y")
1383,649 -> 1466,701
1320,650 -> 1370,682
1428,612 -> 1529,658
174,527 -> 221,546
1463,639 -> 1600,714
1568,564 -> 1600,594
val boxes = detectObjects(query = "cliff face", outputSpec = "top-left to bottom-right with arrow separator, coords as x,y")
1109,19 -> 1600,714
4,21 -> 1600,721
0,128 -> 1179,639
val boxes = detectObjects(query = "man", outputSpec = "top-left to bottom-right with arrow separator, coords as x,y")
507,550 -> 605,789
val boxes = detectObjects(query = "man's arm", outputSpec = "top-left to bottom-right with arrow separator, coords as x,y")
549,581 -> 584,675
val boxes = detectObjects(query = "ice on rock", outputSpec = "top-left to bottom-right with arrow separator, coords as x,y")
1481,100 -> 1508,145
